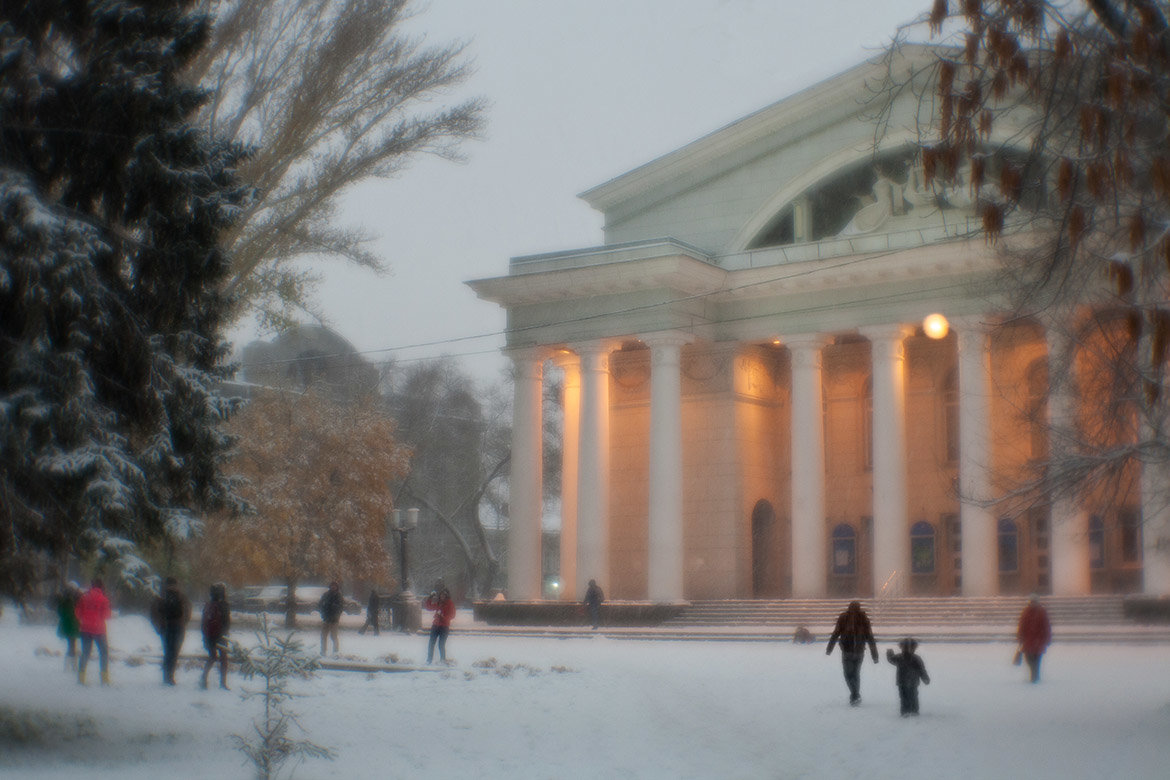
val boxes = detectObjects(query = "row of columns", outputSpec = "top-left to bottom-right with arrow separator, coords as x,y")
508,320 -> 1167,601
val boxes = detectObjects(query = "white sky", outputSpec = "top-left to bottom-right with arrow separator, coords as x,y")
232,0 -> 935,387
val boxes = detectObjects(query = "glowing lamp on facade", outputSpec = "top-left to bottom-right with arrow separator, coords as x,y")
923,313 -> 949,340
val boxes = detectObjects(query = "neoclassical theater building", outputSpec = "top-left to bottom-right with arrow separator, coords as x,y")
470,48 -> 1170,602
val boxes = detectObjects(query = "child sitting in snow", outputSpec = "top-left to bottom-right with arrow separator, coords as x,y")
886,637 -> 930,716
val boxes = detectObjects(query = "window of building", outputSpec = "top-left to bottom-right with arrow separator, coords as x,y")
1089,515 -> 1105,569
831,524 -> 857,575
1120,509 -> 1142,563
943,369 -> 959,463
998,518 -> 1019,572
911,521 -> 936,574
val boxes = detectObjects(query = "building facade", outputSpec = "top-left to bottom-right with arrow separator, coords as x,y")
469,50 -> 1170,602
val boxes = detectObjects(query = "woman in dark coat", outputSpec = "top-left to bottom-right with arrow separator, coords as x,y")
200,583 -> 231,690
1017,597 -> 1052,683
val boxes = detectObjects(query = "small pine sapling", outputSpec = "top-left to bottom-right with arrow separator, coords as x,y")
231,615 -> 335,780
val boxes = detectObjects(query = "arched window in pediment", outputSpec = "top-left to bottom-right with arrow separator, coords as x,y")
746,146 -> 1046,251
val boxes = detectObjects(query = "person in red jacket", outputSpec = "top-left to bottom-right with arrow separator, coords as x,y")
1016,596 -> 1052,683
75,578 -> 112,686
424,587 -> 455,664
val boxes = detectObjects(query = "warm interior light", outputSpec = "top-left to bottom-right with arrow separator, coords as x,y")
771,337 -> 782,345
923,313 -> 949,339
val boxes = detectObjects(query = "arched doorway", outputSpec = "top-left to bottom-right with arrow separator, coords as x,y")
751,499 -> 784,598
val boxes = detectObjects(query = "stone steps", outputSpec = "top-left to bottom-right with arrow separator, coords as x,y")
661,596 -> 1130,628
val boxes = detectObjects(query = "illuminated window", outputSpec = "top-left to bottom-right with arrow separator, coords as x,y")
911,521 -> 936,574
831,524 -> 857,575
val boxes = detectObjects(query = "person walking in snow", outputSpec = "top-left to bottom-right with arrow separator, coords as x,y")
75,578 -> 112,686
583,579 -> 604,630
424,587 -> 456,664
319,581 -> 344,656
151,576 -> 191,686
358,588 -> 381,636
825,600 -> 879,705
886,637 -> 930,716
1016,596 -> 1052,683
56,582 -> 81,671
200,583 -> 231,690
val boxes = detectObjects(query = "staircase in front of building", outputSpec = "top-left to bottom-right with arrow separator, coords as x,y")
462,595 -> 1170,643
654,595 -> 1168,643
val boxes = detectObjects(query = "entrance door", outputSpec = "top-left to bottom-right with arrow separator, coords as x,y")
751,500 -> 779,597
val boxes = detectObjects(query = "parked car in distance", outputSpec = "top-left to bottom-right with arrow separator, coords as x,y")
239,584 -> 360,615
230,585 -> 266,613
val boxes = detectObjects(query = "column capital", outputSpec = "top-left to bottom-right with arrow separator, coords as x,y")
572,338 -> 621,357
947,314 -> 997,335
506,345 -> 551,364
550,349 -> 580,371
858,323 -> 915,345
639,330 -> 695,350
785,333 -> 829,370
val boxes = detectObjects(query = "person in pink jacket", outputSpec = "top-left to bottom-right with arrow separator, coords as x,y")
424,587 -> 456,664
75,578 -> 112,685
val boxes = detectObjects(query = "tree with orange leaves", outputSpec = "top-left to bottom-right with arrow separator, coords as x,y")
198,387 -> 410,626
882,1 -> 1170,576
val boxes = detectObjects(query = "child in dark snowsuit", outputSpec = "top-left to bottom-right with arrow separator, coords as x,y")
886,637 -> 930,716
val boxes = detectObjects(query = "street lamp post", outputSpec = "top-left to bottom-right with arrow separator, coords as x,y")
390,508 -> 421,633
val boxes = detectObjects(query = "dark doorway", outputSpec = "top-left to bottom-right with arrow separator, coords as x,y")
751,500 -> 781,597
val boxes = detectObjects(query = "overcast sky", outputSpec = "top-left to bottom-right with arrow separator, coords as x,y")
231,0 -> 935,386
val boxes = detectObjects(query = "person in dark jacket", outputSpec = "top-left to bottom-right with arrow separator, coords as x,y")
56,582 -> 81,671
1016,596 -> 1052,683
151,576 -> 191,686
424,587 -> 456,664
319,581 -> 344,656
583,579 -> 604,630
886,637 -> 931,716
358,589 -> 381,636
200,583 -> 231,690
825,600 -> 879,705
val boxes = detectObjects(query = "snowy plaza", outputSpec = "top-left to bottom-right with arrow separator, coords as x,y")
1,611 -> 1168,779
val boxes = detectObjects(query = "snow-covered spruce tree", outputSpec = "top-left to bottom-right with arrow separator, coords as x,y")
0,1 -> 248,598
231,615 -> 335,780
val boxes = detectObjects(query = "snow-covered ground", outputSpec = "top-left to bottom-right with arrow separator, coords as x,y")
2,608 -> 1168,779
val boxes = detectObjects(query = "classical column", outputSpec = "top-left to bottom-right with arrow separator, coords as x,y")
862,324 -> 914,596
1141,433 -> 1170,594
576,341 -> 615,596
508,348 -> 546,600
788,335 -> 828,597
1046,325 -> 1091,595
645,333 -> 690,602
956,320 -> 997,596
552,352 -> 581,601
